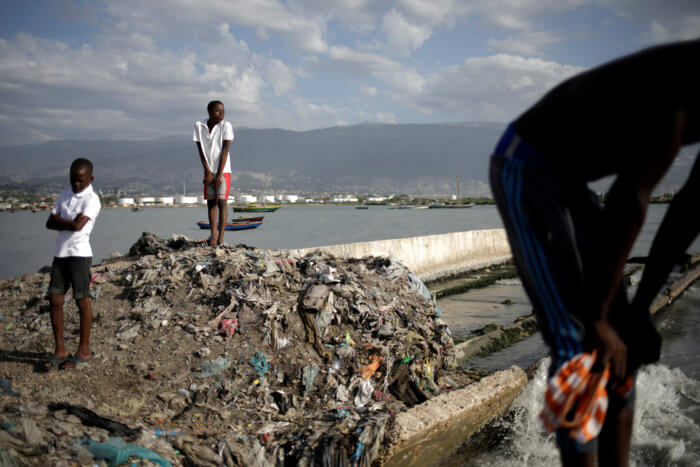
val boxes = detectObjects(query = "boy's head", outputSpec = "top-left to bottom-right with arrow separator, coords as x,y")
207,100 -> 225,124
69,158 -> 94,193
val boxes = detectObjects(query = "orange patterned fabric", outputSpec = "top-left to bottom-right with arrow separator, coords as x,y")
540,352 -> 633,444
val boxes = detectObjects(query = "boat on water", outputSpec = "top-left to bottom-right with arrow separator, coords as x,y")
428,202 -> 474,209
412,205 -> 428,209
131,206 -> 141,212
197,220 -> 263,231
230,216 -> 264,223
355,205 -> 369,210
232,204 -> 281,212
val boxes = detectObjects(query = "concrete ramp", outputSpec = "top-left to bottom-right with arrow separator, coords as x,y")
378,366 -> 527,466
288,229 -> 512,281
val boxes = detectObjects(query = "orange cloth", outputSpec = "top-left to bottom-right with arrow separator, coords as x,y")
359,355 -> 382,380
540,352 -> 633,444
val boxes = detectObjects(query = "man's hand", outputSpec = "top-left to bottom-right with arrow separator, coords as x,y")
203,170 -> 214,186
592,320 -> 627,384
214,173 -> 223,188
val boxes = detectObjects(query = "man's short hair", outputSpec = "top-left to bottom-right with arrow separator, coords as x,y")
70,158 -> 94,175
207,100 -> 224,112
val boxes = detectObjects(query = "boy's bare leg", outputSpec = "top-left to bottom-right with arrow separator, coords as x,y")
75,297 -> 93,360
560,451 -> 595,467
207,199 -> 218,246
60,298 -> 93,369
217,199 -> 228,244
49,293 -> 70,359
598,408 -> 634,467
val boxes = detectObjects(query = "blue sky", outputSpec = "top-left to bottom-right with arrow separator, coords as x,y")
0,0 -> 698,144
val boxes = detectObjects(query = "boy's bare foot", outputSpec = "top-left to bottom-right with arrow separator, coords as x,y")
208,238 -> 217,246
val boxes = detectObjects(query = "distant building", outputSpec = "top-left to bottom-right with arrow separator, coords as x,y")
239,195 -> 257,204
138,197 -> 156,204
367,196 -> 387,202
157,196 -> 174,205
227,195 -> 236,203
282,194 -> 299,203
262,195 -> 276,203
331,195 -> 358,203
175,195 -> 198,204
305,198 -> 315,203
118,197 -> 136,206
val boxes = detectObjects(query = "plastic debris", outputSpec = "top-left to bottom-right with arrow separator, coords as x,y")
302,364 -> 320,395
0,379 -> 20,398
0,233 -> 457,466
249,351 -> 270,378
219,318 -> 237,337
197,357 -> 232,378
85,437 -> 171,467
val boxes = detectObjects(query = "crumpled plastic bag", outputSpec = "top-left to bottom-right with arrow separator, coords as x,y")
197,357 -> 232,378
85,437 -> 171,467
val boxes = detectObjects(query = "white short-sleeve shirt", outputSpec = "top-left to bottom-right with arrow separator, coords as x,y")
51,184 -> 101,258
193,120 -> 234,174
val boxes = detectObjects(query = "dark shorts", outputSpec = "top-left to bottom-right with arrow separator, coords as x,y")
48,257 -> 92,299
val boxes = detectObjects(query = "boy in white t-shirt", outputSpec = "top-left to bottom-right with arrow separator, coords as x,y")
44,158 -> 101,370
193,100 -> 234,246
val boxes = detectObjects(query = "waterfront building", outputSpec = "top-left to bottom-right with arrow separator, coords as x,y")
282,194 -> 299,203
175,195 -> 198,204
118,197 -> 136,206
239,195 -> 257,204
137,197 -> 156,205
157,196 -> 174,205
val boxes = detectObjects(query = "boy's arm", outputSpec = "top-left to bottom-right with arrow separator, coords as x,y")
214,139 -> 231,187
588,110 -> 685,382
46,213 -> 89,231
196,142 -> 214,185
632,152 -> 700,312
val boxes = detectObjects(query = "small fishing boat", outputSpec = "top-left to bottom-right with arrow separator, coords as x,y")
232,204 -> 281,212
230,216 -> 264,223
197,220 -> 263,231
355,205 -> 369,209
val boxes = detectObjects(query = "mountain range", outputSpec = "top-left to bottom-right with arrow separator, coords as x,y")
0,122 -> 695,196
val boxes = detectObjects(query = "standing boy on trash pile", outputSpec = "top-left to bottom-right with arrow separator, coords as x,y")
193,100 -> 234,246
489,38 -> 699,466
44,158 -> 101,370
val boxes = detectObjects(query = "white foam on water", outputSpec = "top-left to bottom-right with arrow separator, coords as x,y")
471,359 -> 700,466
495,278 -> 522,286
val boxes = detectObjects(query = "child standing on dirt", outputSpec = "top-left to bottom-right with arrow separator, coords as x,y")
44,158 -> 101,370
193,100 -> 234,246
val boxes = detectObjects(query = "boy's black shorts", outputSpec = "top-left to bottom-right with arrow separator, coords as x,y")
48,257 -> 92,299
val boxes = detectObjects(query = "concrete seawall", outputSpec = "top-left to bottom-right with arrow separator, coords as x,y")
287,228 -> 512,281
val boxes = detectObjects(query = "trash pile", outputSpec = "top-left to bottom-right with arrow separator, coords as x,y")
0,232 -> 460,465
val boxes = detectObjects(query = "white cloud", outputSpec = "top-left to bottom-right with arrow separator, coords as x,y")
596,0 -> 700,44
414,54 -> 585,120
380,9 -> 432,57
486,31 -> 560,56
103,0 -> 328,54
263,58 -> 297,96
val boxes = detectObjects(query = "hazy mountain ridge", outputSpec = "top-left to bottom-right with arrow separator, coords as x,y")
0,122 -> 695,195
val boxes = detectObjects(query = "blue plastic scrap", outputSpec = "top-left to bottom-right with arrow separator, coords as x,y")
0,379 -> 20,398
249,351 -> 270,378
85,437 -> 171,467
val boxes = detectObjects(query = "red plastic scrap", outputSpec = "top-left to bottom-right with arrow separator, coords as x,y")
219,318 -> 238,337
372,390 -> 396,402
